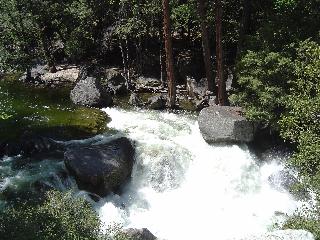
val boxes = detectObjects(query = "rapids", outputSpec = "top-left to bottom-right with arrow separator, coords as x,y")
97,108 -> 303,240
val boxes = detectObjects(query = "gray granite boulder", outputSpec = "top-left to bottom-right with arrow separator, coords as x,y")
64,137 -> 134,197
198,106 -> 255,143
70,77 -> 112,107
186,77 -> 208,99
123,228 -> 157,240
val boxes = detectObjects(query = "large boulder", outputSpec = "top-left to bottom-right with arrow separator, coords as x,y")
198,106 -> 255,143
102,68 -> 127,95
64,137 -> 135,197
123,228 -> 157,240
70,77 -> 112,107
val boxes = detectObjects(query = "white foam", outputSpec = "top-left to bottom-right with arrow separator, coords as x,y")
98,108 -> 305,240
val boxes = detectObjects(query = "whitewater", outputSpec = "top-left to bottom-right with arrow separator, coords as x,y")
97,107 -> 307,240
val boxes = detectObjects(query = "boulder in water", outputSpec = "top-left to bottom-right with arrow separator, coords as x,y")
70,77 -> 112,107
0,131 -> 61,157
123,228 -> 157,240
64,137 -> 135,197
198,106 -> 256,143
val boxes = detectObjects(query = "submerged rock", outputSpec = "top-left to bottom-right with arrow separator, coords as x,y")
64,137 -> 135,197
70,77 -> 112,107
0,131 -> 61,157
198,106 -> 256,143
238,229 -> 314,240
123,228 -> 157,240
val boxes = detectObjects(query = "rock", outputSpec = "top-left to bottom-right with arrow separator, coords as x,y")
0,131 -> 61,157
20,65 -> 80,87
64,137 -> 135,197
186,77 -> 208,99
198,106 -> 255,143
147,94 -> 166,110
19,132 -> 61,156
123,228 -> 157,240
237,229 -> 314,240
129,93 -> 144,107
195,98 -> 209,111
102,68 -> 127,95
70,77 -> 112,107
136,76 -> 162,88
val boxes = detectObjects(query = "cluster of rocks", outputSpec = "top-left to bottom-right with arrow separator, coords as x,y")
20,65 -> 80,88
0,133 -> 136,198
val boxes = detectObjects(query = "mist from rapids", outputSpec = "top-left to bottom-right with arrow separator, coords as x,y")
97,107 -> 302,240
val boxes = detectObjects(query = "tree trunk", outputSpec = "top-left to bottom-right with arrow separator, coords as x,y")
39,28 -> 56,73
215,0 -> 227,105
120,40 -> 129,81
236,0 -> 251,58
198,0 -> 214,93
162,0 -> 176,108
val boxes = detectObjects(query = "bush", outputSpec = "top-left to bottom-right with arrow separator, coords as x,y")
0,191 -> 130,240
233,39 -> 320,237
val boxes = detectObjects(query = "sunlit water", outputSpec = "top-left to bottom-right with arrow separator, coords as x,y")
97,108 -> 304,240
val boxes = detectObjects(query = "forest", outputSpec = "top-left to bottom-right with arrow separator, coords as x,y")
0,0 -> 319,239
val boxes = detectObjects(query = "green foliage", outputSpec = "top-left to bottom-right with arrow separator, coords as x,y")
233,38 -> 320,237
0,191 -> 101,240
0,191 -> 131,240
230,50 -> 294,126
0,0 -> 39,71
282,203 -> 320,240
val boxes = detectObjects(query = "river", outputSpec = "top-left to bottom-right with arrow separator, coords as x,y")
96,107 -> 302,240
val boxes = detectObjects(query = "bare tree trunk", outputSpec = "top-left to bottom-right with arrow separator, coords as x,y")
162,0 -> 176,108
125,38 -> 130,81
236,0 -> 250,58
39,25 -> 56,73
215,0 -> 227,105
198,0 -> 214,93
120,41 -> 128,80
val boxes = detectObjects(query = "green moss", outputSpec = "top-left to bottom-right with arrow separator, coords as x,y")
0,75 -> 110,141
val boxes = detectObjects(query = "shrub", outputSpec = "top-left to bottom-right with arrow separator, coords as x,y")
0,191 -> 131,240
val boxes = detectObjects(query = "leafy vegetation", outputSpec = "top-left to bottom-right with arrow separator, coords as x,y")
231,1 -> 320,235
0,191 -> 131,240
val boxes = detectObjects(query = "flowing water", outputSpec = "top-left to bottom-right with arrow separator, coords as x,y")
97,108 -> 303,240
0,103 -> 308,239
